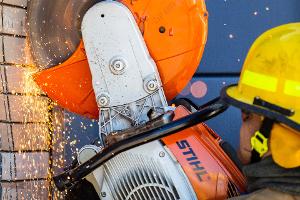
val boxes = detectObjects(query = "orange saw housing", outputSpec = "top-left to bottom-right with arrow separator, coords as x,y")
164,106 -> 246,199
33,0 -> 208,119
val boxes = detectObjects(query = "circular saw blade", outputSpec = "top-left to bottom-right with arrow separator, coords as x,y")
29,0 -> 208,119
27,0 -> 101,69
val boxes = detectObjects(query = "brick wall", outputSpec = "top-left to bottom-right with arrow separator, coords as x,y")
0,1 -> 57,199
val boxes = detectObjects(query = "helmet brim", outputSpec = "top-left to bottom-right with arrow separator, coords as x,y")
221,84 -> 300,132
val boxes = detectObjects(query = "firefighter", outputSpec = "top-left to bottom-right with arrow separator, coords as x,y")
221,23 -> 300,199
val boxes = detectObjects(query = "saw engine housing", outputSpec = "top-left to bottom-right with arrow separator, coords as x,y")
75,106 -> 245,200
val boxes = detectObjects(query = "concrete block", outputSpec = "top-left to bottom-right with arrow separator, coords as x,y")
12,123 -> 49,151
0,94 -> 9,121
4,65 -> 24,93
0,123 -> 13,151
8,95 -> 50,122
0,37 -> 4,63
3,36 -> 32,65
2,0 -> 27,8
1,181 -> 49,200
5,65 -> 44,94
1,152 -> 49,180
2,6 -> 26,36
0,65 -> 6,93
0,123 -> 49,151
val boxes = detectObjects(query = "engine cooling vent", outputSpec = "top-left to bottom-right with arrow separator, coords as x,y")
103,153 -> 180,200
227,180 -> 241,198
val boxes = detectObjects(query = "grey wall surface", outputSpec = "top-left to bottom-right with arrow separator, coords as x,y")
0,1 -> 52,198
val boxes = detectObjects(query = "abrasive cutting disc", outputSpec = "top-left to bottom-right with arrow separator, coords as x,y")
27,0 -> 101,69
29,0 -> 208,119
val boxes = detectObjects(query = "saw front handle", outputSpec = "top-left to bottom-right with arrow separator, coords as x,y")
54,99 -> 228,191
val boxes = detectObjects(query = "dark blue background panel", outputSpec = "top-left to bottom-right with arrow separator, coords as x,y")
198,0 -> 300,74
177,77 -> 241,149
63,112 -> 99,165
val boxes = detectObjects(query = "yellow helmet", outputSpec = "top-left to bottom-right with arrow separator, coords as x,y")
221,23 -> 300,168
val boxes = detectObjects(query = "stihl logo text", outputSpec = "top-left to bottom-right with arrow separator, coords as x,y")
176,140 -> 209,182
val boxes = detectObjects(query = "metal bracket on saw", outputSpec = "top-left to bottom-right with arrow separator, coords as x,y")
81,1 -> 168,146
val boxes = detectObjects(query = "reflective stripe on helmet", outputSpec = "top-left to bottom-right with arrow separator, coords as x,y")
284,80 -> 300,97
241,70 -> 278,92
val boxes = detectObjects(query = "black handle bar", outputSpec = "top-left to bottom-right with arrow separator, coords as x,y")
54,99 -> 228,191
